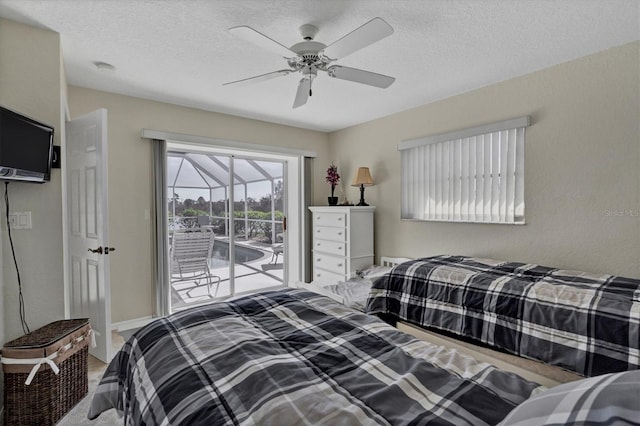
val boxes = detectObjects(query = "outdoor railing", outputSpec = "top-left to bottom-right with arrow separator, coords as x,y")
169,215 -> 284,243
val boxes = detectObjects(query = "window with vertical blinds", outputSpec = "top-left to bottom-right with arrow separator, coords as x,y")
398,117 -> 529,224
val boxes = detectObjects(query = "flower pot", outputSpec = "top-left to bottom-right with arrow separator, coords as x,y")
328,196 -> 338,206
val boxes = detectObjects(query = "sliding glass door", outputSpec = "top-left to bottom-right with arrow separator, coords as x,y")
167,149 -> 286,310
229,158 -> 285,295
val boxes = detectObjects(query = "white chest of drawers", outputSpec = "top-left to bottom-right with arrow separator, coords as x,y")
309,206 -> 375,285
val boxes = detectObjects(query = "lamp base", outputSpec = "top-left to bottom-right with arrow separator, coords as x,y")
356,184 -> 368,206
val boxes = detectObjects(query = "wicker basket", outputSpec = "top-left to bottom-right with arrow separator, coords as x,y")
2,319 -> 91,425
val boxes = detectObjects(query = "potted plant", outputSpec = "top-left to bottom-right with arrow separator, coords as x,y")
326,163 -> 340,206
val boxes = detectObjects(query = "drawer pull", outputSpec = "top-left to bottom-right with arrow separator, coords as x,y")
337,264 -> 343,267
338,247 -> 342,250
338,217 -> 342,221
317,229 -> 320,233
316,274 -> 321,277
338,232 -> 342,235
317,258 -> 321,261
317,243 -> 320,246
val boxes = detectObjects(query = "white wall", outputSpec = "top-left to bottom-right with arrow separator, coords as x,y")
329,42 -> 640,278
68,87 -> 330,324
0,18 -> 65,342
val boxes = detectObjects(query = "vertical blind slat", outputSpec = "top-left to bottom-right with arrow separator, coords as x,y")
411,148 -> 422,215
442,142 -> 449,220
490,132 -> 499,222
437,142 -> 443,220
483,135 -> 492,221
499,130 -> 509,223
401,150 -> 408,216
505,129 -> 516,222
414,146 -> 425,220
515,127 -> 525,220
453,139 -> 460,220
468,137 -> 475,222
475,136 -> 483,221
429,143 -> 435,220
461,138 -> 469,221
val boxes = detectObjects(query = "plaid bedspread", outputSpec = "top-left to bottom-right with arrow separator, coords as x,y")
89,288 -> 541,425
366,255 -> 640,377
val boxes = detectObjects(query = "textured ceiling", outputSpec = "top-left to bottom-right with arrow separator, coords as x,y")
0,0 -> 638,132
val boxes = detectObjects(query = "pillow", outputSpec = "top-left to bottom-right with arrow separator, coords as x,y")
499,370 -> 640,426
358,265 -> 393,279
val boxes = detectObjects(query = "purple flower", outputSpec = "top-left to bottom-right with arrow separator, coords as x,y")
326,163 -> 340,186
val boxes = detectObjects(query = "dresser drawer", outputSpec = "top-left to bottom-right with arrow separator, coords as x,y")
313,212 -> 346,227
313,239 -> 347,256
314,226 -> 346,242
311,268 -> 346,285
313,253 -> 347,275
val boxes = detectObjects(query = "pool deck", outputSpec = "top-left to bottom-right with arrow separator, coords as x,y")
171,239 -> 284,309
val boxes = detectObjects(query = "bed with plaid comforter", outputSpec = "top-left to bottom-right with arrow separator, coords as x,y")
366,255 -> 640,377
89,288 -> 542,425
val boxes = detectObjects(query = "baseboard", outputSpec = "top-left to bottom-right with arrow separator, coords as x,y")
111,316 -> 155,332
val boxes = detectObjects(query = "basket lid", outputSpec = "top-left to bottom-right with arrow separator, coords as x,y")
3,319 -> 90,349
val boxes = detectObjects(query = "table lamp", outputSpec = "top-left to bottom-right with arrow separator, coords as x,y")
351,167 -> 374,206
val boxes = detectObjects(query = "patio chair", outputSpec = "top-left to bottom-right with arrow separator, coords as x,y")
270,244 -> 284,264
171,229 -> 221,298
197,215 -> 211,227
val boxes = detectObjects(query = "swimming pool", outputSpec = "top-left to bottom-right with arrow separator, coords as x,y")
210,240 -> 265,268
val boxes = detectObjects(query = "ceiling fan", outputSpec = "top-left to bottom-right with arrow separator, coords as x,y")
223,17 -> 395,108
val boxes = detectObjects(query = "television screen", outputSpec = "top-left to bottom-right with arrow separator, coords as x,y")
0,106 -> 54,183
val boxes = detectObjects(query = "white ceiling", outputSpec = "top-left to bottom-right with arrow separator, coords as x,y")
1,0 -> 638,132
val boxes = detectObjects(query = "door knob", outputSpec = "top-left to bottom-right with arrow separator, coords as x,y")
88,246 -> 116,255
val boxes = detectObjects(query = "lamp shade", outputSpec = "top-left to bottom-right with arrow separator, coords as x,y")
351,167 -> 374,187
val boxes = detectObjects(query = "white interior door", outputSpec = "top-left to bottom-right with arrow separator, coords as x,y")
65,109 -> 112,362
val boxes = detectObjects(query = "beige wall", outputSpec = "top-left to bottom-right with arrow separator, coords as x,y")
0,18 -> 65,342
329,42 -> 640,278
2,16 -> 637,343
68,87 -> 330,323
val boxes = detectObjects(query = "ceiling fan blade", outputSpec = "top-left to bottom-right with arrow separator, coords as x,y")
320,17 -> 393,60
327,65 -> 395,88
223,69 -> 292,86
229,26 -> 296,58
293,78 -> 310,108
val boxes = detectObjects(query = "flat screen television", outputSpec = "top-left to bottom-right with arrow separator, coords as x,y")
0,106 -> 54,183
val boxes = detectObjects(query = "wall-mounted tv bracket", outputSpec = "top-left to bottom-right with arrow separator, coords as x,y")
51,146 -> 61,168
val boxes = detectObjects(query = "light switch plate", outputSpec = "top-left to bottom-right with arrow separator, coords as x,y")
8,211 -> 32,229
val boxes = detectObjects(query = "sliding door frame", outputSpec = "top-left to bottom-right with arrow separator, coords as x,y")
146,129 -> 315,317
